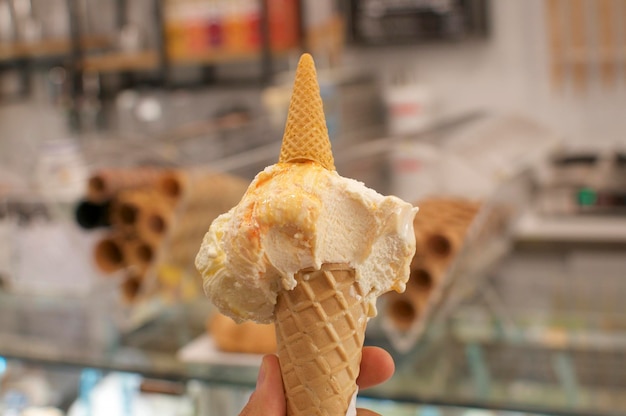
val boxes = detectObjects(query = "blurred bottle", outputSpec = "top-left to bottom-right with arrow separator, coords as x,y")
223,0 -> 246,52
390,141 -> 441,203
164,0 -> 301,58
32,138 -> 88,205
205,0 -> 223,48
186,0 -> 209,54
0,0 -> 14,43
12,0 -> 41,43
243,0 -> 261,52
383,69 -> 434,137
165,0 -> 189,59
38,0 -> 69,39
268,0 -> 299,51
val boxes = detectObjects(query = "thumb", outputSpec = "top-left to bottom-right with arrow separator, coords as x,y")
239,355 -> 286,416
357,409 -> 381,416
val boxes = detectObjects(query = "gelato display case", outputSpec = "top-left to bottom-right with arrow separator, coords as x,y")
1,114 -> 625,416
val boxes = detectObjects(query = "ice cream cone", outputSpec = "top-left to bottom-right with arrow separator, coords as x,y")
158,170 -> 249,209
384,291 -> 422,331
87,167 -> 164,203
414,198 -> 479,231
195,52 -> 415,415
136,202 -> 175,245
278,53 -> 335,171
93,234 -> 126,273
408,260 -> 446,294
121,272 -> 144,304
275,264 -> 367,416
275,55 -> 362,415
121,237 -> 156,274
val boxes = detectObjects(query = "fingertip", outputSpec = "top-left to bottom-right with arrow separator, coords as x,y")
260,354 -> 284,391
262,354 -> 286,414
356,409 -> 382,416
263,353 -> 281,369
357,346 -> 395,389
240,354 -> 286,416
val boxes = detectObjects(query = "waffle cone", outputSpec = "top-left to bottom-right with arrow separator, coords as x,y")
87,167 -> 164,203
275,264 -> 367,416
93,233 -> 126,274
408,260 -> 446,295
279,53 -> 335,171
384,291 -> 422,331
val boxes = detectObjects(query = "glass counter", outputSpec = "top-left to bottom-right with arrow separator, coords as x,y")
0,308 -> 547,416
2,114 -> 623,416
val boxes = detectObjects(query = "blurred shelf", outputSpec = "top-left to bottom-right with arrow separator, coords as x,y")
514,211 -> 626,243
1,114 -> 623,415
83,50 -> 160,73
452,318 -> 626,353
0,294 -> 258,386
168,47 -> 297,67
0,36 -> 112,62
81,47 -> 298,73
1,291 -> 610,416
0,42 -> 297,72
169,50 -> 262,66
564,47 -> 626,64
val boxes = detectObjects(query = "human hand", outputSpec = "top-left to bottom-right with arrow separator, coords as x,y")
239,346 -> 394,416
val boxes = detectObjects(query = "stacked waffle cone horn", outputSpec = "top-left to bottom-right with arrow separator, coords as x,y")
273,54 -> 365,416
87,167 -> 165,203
83,167 -> 248,303
385,197 -> 481,331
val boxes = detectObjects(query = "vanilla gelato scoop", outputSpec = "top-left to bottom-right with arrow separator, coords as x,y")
195,161 -> 417,324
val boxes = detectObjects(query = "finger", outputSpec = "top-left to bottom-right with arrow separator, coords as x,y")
356,409 -> 382,416
357,346 -> 395,389
239,355 -> 286,416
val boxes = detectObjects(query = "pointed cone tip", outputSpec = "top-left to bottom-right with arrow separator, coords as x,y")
298,52 -> 314,69
278,53 -> 335,170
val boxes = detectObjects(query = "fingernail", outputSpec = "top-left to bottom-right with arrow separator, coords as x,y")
256,357 -> 268,388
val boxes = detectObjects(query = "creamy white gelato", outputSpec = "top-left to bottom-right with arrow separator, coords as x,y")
195,161 -> 417,324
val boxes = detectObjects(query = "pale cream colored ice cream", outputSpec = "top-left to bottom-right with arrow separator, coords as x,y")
195,161 -> 417,324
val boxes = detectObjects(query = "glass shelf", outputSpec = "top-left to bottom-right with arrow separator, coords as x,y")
2,114 -> 623,416
0,36 -> 112,62
2,291 -> 623,416
0,295 -> 258,388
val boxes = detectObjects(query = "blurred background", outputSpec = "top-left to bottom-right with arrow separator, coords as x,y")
1,0 -> 626,415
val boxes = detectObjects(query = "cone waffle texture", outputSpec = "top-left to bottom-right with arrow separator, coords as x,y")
279,53 -> 335,171
275,264 -> 367,416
